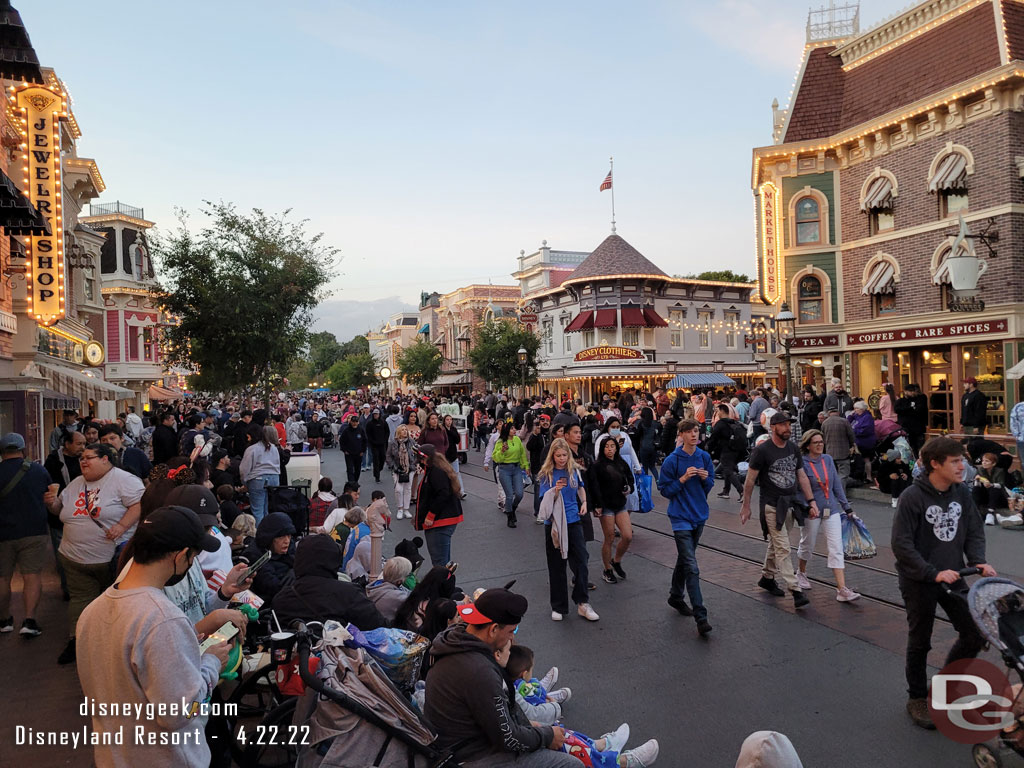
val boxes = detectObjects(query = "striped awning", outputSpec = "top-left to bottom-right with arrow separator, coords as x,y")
861,175 -> 893,211
37,361 -> 135,404
593,308 -> 618,329
667,373 -> 736,389
862,259 -> 897,295
40,388 -> 80,411
564,311 -> 594,333
929,152 -> 968,192
933,248 -> 954,285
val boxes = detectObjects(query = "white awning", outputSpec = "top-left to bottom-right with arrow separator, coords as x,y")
929,152 -> 967,192
431,372 -> 472,387
1007,358 -> 1024,380
37,361 -> 136,404
932,250 -> 952,285
861,175 -> 893,210
862,260 -> 896,295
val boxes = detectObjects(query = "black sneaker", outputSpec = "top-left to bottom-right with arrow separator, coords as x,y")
696,619 -> 713,636
57,637 -> 76,665
602,569 -> 618,584
792,591 -> 810,609
0,616 -> 12,633
668,595 -> 693,616
715,492 -> 730,499
507,517 -> 517,528
757,577 -> 785,597
611,561 -> 626,580
19,618 -> 41,637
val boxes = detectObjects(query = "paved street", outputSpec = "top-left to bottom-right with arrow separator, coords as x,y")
2,445 -> 1020,767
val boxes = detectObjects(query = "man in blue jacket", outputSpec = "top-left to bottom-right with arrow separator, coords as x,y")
657,418 -> 715,636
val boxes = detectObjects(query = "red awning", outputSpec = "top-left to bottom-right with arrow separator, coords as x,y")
564,311 -> 594,333
643,307 -> 669,327
620,306 -> 646,327
593,308 -> 618,329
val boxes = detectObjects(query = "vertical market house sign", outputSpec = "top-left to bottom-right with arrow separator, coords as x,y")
14,84 -> 66,326
574,345 -> 645,362
758,181 -> 781,305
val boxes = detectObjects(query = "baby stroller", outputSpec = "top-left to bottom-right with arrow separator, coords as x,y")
967,577 -> 1024,767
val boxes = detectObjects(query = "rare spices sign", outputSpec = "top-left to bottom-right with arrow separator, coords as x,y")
14,84 -> 67,326
846,319 -> 1008,347
574,345 -> 645,362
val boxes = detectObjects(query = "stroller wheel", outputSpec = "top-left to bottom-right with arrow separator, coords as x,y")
973,743 -> 1002,768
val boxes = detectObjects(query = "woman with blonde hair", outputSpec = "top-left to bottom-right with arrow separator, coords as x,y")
537,438 -> 598,622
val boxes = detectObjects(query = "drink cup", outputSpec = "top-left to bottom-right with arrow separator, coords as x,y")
270,631 -> 295,664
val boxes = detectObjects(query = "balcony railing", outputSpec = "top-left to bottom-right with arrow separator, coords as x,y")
88,201 -> 145,219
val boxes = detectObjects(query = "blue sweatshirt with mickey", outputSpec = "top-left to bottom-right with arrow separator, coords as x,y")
657,445 -> 715,531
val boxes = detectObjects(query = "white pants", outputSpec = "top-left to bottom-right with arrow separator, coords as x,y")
393,476 -> 412,511
797,512 -> 845,570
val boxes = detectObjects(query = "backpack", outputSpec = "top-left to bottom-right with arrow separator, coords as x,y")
729,421 -> 749,458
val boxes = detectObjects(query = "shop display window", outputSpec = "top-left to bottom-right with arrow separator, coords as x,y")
962,343 -> 1005,433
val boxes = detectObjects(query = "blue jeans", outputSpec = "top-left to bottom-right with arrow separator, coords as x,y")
247,473 -> 279,524
362,443 -> 374,470
671,526 -> 707,621
425,524 -> 455,567
497,463 -> 524,517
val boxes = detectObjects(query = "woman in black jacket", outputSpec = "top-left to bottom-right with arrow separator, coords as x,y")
525,414 -> 548,520
632,407 -> 661,475
365,409 -> 392,484
441,414 -> 466,499
414,445 -> 463,567
587,434 -> 635,584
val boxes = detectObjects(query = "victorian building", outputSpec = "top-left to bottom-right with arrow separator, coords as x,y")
752,0 -> 1024,436
367,311 -> 420,394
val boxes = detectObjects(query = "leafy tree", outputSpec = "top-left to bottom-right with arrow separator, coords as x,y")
468,319 -> 540,388
326,352 -> 379,390
307,331 -> 345,375
340,335 -> 370,358
673,269 -> 752,283
285,357 -> 315,389
155,202 -> 336,405
397,339 -> 443,387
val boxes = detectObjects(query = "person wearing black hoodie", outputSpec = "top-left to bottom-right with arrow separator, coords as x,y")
707,403 -> 747,501
424,587 -> 574,767
239,512 -> 296,603
631,407 -> 660,476
272,534 -> 388,630
891,436 -> 996,729
366,409 -> 392,484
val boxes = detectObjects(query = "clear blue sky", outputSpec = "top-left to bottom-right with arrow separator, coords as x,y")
29,0 -> 895,338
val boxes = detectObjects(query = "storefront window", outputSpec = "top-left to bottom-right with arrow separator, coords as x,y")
873,294 -> 897,317
962,343 -> 1006,433
797,276 -> 824,324
857,352 -> 889,407
923,349 -> 953,431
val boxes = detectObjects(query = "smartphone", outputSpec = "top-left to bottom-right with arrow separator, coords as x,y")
198,621 -> 238,654
236,550 -> 271,586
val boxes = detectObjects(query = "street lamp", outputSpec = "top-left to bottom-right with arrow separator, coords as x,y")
775,301 -> 796,401
517,346 -> 528,398
379,366 -> 392,395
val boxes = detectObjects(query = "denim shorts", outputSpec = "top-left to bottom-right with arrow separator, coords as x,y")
601,507 -> 626,517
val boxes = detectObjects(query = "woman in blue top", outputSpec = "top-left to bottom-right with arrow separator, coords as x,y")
537,438 -> 599,622
796,430 -> 861,602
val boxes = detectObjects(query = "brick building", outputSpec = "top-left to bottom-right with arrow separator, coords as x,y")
752,0 -> 1024,436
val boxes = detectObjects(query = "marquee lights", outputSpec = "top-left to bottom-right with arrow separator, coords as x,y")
13,83 -> 68,327
757,182 -> 782,305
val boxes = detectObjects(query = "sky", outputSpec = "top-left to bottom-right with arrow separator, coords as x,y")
28,0 -> 898,340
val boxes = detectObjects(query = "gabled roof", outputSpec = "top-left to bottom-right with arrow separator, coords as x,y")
564,234 -> 667,283
783,46 -> 844,143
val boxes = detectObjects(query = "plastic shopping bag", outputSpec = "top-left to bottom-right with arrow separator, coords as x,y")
345,625 -> 430,690
842,514 -> 877,560
636,473 -> 654,514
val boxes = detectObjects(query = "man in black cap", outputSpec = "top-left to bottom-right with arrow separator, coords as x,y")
425,587 -> 575,767
76,506 -> 232,768
740,411 -> 817,609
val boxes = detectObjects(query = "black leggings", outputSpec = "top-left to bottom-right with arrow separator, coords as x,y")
544,521 -> 589,614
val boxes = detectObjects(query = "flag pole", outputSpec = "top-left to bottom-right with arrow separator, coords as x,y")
609,156 -> 616,234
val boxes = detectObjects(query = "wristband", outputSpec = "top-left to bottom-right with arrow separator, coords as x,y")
217,587 -> 229,601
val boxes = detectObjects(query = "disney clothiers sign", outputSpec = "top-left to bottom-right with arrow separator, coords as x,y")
574,346 -> 645,362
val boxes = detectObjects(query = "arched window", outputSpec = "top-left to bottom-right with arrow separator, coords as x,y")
789,186 -> 829,247
928,142 -> 974,217
790,266 -> 832,326
860,168 -> 897,235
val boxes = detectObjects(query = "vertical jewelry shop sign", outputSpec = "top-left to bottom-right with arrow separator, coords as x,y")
13,84 -> 67,326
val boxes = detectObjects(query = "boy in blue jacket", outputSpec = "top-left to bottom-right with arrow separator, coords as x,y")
657,418 -> 715,636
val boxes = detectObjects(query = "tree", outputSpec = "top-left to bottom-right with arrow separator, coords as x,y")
326,352 -> 379,390
340,335 -> 369,359
397,339 -> 443,387
673,269 -> 752,283
155,202 -> 336,404
468,319 -> 540,388
307,331 -> 345,375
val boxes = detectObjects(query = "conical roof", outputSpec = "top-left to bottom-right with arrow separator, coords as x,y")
565,234 -> 667,282
0,2 -> 42,83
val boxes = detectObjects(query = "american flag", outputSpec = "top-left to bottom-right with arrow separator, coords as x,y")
599,172 -> 612,191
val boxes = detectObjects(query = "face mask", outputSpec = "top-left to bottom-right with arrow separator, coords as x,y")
164,551 -> 192,587
609,428 -> 621,438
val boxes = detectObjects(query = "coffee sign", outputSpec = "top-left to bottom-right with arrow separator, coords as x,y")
758,182 -> 781,305
14,85 -> 67,327
846,319 -> 1008,347
574,345 -> 645,362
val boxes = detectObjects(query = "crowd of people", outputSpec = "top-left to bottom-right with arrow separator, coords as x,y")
0,374 -> 1013,765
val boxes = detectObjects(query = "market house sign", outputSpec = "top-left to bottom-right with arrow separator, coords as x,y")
14,84 -> 67,326
790,334 -> 840,350
757,181 -> 781,305
846,319 -> 1008,347
574,345 -> 645,362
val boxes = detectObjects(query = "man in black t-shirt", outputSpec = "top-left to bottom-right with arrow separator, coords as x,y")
740,412 -> 818,609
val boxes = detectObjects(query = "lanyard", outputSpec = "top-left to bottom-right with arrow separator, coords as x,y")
807,458 -> 830,501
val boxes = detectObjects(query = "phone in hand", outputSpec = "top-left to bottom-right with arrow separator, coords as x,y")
236,550 -> 271,586
199,621 -> 238,654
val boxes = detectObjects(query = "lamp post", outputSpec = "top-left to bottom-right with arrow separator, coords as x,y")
517,346 -> 528,398
775,302 -> 796,402
379,366 -> 392,396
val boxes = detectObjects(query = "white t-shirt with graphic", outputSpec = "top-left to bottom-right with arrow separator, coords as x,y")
58,468 -> 145,565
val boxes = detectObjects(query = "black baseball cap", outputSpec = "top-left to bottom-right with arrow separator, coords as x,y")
136,506 -> 220,553
457,587 -> 528,625
769,412 -> 796,425
164,485 -> 220,528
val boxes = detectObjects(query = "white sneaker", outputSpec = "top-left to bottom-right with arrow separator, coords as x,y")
600,723 -> 630,755
577,603 -> 600,621
985,513 -> 996,526
795,572 -> 812,591
535,516 -> 545,524
836,587 -> 861,602
891,498 -> 898,508
539,666 -> 558,690
997,513 -> 1023,526
551,611 -> 564,622
622,738 -> 659,767
547,687 -> 571,704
